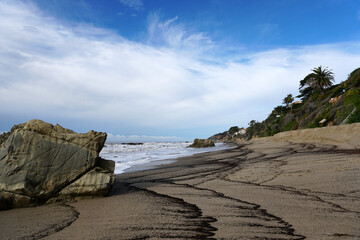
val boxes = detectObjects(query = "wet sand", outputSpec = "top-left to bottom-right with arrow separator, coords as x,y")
1,140 -> 360,239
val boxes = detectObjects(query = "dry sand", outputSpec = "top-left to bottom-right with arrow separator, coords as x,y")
1,132 -> 360,239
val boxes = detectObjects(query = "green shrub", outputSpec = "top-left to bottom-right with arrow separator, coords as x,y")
273,105 -> 289,114
283,120 -> 297,131
271,129 -> 280,135
228,126 -> 239,135
347,109 -> 360,123
330,85 -> 346,98
265,127 -> 272,136
291,102 -> 303,110
336,104 -> 354,123
348,67 -> 360,87
317,104 -> 333,121
307,121 -> 319,128
274,117 -> 281,124
317,89 -> 332,103
323,108 -> 337,121
344,89 -> 360,108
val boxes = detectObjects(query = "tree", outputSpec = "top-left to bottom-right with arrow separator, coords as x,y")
283,94 -> 294,107
228,126 -> 239,135
298,66 -> 335,99
246,120 -> 264,139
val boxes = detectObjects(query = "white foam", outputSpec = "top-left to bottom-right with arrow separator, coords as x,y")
100,142 -> 231,174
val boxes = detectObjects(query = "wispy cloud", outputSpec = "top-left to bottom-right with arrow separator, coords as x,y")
118,0 -> 143,11
146,11 -> 213,54
257,23 -> 281,41
1,1 -> 360,136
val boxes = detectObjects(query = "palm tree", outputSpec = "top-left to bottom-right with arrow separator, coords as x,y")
298,66 -> 334,99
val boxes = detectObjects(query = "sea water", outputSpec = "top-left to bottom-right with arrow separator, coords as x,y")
100,142 -> 232,174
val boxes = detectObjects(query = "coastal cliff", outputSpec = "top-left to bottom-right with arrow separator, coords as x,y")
0,119 -> 115,210
210,67 -> 360,142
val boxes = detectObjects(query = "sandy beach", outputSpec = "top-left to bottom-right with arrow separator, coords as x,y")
1,139 -> 360,239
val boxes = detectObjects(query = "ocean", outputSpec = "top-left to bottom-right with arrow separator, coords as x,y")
100,142 -> 232,174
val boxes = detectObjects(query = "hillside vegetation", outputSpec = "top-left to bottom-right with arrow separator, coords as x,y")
210,67 -> 360,142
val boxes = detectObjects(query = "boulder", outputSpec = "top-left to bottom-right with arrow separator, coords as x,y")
188,139 -> 215,148
0,119 -> 115,210
54,158 -> 115,200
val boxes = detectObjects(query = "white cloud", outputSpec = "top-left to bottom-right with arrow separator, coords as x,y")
1,1 -> 360,135
146,12 -> 213,53
119,0 -> 143,11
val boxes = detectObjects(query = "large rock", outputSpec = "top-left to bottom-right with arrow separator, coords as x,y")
0,119 -> 115,210
188,138 -> 215,148
55,158 -> 115,200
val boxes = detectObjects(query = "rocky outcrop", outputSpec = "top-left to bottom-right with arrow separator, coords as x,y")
188,139 -> 215,148
0,119 -> 115,210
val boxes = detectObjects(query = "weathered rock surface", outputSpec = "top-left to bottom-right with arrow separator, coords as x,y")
54,158 -> 115,201
0,119 -> 115,210
188,138 -> 215,148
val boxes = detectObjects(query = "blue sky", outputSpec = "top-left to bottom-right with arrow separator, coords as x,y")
1,0 -> 360,141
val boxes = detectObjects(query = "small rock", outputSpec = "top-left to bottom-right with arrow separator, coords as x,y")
188,139 -> 215,148
319,119 -> 327,124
